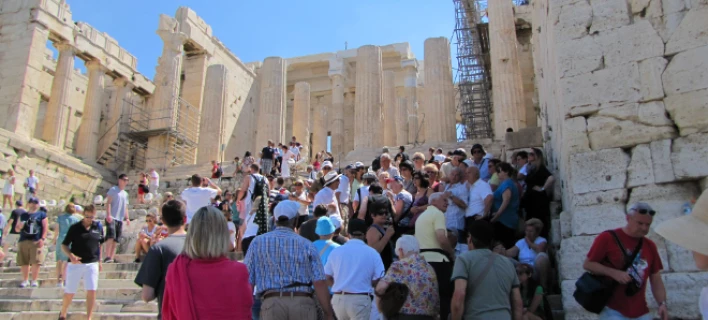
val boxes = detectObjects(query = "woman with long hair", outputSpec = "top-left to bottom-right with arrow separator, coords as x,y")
162,206 -> 252,319
408,171 -> 434,227
521,148 -> 555,238
517,263 -> 546,320
134,212 -> 160,262
241,151 -> 255,174
137,172 -> 148,204
53,203 -> 80,287
2,169 -> 15,209
491,162 -> 521,249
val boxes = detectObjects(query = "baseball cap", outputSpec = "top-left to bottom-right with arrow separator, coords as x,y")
348,218 -> 368,236
355,162 -> 365,169
273,200 -> 300,220
27,197 -> 39,204
15,200 -> 22,206
345,164 -> 355,171
387,176 -> 405,183
315,217 -> 336,236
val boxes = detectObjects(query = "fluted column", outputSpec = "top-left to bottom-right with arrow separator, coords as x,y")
383,71 -> 397,147
329,58 -> 346,160
196,65 -> 229,164
76,60 -> 105,161
312,96 -> 327,156
401,59 -> 418,145
354,45 -> 384,149
43,42 -> 75,147
256,57 -> 287,148
424,37 -> 457,144
293,82 -> 311,159
488,0 -> 526,137
151,30 -> 186,129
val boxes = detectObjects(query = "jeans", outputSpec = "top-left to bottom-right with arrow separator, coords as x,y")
252,295 -> 262,320
599,307 -> 652,320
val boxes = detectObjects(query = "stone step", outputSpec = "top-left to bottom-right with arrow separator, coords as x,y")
0,311 -> 156,320
0,271 -> 137,280
547,294 -> 562,310
0,287 -> 141,300
0,298 -> 157,313
1,263 -> 139,273
0,279 -> 138,289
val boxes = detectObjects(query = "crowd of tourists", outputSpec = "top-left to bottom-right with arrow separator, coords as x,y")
3,136 -> 708,320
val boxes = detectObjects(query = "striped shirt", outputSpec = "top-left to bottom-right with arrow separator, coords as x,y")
244,227 -> 326,296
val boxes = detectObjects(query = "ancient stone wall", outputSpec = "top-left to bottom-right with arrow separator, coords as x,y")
530,0 -> 708,318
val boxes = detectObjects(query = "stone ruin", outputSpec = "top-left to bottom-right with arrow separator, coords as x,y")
0,0 -> 706,318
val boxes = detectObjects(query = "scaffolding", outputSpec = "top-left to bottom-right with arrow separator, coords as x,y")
453,0 -> 494,140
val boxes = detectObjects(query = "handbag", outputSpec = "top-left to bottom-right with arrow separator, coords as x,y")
573,230 -> 643,314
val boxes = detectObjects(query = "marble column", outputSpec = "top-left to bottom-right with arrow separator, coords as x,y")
329,59 -> 346,160
75,60 -> 105,161
488,0 -> 526,138
401,59 -> 418,145
293,82 -> 311,159
256,56 -> 287,148
197,65 -> 229,164
42,42 -> 75,147
150,30 -> 186,129
354,45 -> 384,149
424,37 -> 457,144
98,78 -> 132,159
383,70 -> 397,147
311,96 -> 327,156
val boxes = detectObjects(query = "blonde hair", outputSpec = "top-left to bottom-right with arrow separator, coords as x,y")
413,152 -> 425,160
65,203 -> 76,214
526,218 -> 544,234
146,212 -> 157,220
183,206 -> 230,259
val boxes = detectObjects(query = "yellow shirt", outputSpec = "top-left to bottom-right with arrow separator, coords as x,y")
415,206 -> 449,263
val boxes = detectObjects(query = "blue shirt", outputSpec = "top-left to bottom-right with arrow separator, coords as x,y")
444,182 -> 469,231
313,239 -> 340,266
493,179 -> 520,229
244,227 -> 326,296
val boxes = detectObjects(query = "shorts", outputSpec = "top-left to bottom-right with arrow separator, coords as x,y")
16,240 -> 44,266
105,219 -> 123,240
65,262 -> 99,294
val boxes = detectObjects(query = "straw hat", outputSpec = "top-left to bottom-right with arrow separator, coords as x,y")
655,189 -> 708,255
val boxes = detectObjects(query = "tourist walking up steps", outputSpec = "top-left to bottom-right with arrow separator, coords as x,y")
15,197 -> 47,288
58,205 -> 104,320
3,169 -> 15,209
260,140 -> 276,175
180,174 -> 221,224
24,169 -> 39,201
162,206 -> 252,320
135,200 -> 187,320
103,174 -> 130,263
245,200 -> 335,320
53,203 -> 80,287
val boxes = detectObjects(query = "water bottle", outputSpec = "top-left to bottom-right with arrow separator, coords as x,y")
683,202 -> 692,215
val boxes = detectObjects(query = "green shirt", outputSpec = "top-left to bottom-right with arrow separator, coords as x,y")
451,249 -> 520,320
350,179 -> 362,202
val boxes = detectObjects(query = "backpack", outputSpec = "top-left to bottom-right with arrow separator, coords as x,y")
215,165 -> 223,178
250,174 -> 267,201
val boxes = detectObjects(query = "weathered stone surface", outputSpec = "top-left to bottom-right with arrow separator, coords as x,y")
596,21 -> 665,67
562,117 -> 591,154
504,127 -> 543,149
665,6 -> 708,54
587,115 -> 677,149
649,139 -> 676,183
665,241 -> 701,272
571,188 -> 628,208
551,218 -> 561,247
650,11 -> 688,43
559,235 -> 596,280
638,57 -> 667,102
627,144 -> 654,187
663,45 -> 708,95
570,148 -> 629,194
628,183 -> 700,225
572,203 -> 626,236
560,211 -> 572,238
671,132 -> 708,179
555,0 -> 593,42
562,63 -> 641,114
561,280 -> 598,319
664,88 -> 708,136
557,36 -> 602,78
589,0 -> 631,33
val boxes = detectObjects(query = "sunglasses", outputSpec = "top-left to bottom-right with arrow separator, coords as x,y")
634,208 -> 656,216
121,178 -> 130,182
472,150 -> 483,154
146,219 -> 154,223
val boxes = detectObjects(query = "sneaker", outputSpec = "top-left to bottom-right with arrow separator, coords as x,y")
104,257 -> 114,263
134,258 -> 141,263
57,282 -> 64,288
30,281 -> 39,287
18,280 -> 29,288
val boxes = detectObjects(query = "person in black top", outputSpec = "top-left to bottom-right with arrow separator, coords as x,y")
396,146 -> 410,163
521,148 -> 555,239
59,205 -> 104,320
299,204 -> 327,242
260,140 -> 275,175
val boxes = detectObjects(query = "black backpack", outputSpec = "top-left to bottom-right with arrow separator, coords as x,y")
214,166 -> 223,178
250,174 -> 267,201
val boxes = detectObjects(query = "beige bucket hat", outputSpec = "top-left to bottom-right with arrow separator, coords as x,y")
655,189 -> 708,255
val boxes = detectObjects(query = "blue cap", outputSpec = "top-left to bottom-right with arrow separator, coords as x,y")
315,217 -> 336,236
27,197 -> 39,204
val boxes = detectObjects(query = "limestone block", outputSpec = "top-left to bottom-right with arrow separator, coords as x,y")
570,148 -> 629,194
571,203 -> 626,236
665,88 -> 708,136
627,144 -> 654,187
663,0 -> 690,14
639,102 -> 674,127
504,127 -> 543,149
562,63 -> 641,114
662,45 -> 708,95
629,183 -> 700,226
559,235 -> 596,280
650,11 -> 688,44
666,6 -> 708,54
596,21 -> 665,68
551,219 -> 561,247
562,117 -> 591,154
638,57 -> 667,102
589,0 -> 631,33
555,0 -> 593,42
571,188 -> 628,209
587,116 -> 677,149
561,280 -> 599,319
671,132 -> 708,179
557,36 -> 602,78
649,139 -> 676,183
662,272 -> 708,319
630,0 -> 651,14
560,211 -> 572,238
666,241 -> 701,272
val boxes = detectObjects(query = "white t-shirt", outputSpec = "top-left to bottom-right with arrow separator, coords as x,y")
515,237 -> 547,266
353,185 -> 370,203
180,187 -> 219,223
295,191 -> 309,216
227,221 -> 236,248
466,180 -> 493,218
324,239 -> 385,293
434,154 -> 446,162
26,176 -> 39,189
243,211 -> 259,238
313,187 -> 340,217
149,171 -> 160,186
336,175 -> 351,204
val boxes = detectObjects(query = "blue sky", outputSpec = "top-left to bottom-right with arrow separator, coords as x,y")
68,0 -> 456,79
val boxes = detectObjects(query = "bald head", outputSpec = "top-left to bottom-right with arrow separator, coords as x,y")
450,168 -> 465,183
466,166 -> 480,184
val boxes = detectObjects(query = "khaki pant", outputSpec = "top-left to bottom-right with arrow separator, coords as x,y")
16,240 -> 44,266
332,294 -> 371,320
261,295 -> 318,320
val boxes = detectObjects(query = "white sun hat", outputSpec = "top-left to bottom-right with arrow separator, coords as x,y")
655,189 -> 708,255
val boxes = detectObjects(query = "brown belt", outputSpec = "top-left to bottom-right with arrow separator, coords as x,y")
262,291 -> 313,299
332,292 -> 370,295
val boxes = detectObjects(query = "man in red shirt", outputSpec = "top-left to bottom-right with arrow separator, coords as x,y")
583,202 -> 669,320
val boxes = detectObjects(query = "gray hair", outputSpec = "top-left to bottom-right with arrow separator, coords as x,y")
380,153 -> 392,161
183,206 -> 230,259
428,192 -> 445,205
395,235 -> 420,255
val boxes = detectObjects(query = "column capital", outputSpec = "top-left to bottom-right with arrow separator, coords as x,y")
113,77 -> 132,89
401,59 -> 418,71
157,30 -> 188,52
328,57 -> 347,79
53,42 -> 75,54
84,60 -> 104,72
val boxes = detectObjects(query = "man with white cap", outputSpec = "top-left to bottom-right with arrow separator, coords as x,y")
244,200 -> 335,320
583,202 -> 668,320
656,190 -> 708,318
313,171 -> 343,228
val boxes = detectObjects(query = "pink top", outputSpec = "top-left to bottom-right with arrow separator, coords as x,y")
162,255 -> 253,320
